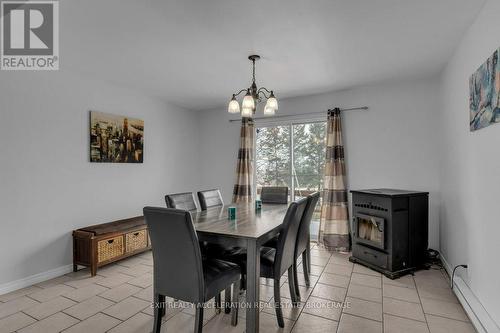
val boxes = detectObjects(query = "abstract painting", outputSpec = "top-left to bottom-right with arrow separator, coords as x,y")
469,47 -> 500,131
90,111 -> 144,163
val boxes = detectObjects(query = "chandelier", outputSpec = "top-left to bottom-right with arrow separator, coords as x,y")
228,55 -> 278,117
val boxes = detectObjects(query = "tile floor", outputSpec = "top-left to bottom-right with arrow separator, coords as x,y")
0,244 -> 476,333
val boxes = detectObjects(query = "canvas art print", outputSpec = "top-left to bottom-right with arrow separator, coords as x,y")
469,47 -> 500,131
90,111 -> 144,163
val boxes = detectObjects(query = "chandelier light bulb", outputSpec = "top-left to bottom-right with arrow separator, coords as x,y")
242,90 -> 255,111
267,91 -> 278,110
263,105 -> 276,116
228,95 -> 240,114
241,105 -> 253,117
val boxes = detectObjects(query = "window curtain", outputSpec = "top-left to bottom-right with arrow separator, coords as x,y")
319,108 -> 350,251
232,118 -> 254,203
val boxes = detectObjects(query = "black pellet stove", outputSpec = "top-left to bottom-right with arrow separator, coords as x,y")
349,189 -> 429,279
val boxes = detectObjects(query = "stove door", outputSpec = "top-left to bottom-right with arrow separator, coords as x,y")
354,213 -> 385,250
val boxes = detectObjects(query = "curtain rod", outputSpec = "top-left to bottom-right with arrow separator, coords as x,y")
228,106 -> 368,122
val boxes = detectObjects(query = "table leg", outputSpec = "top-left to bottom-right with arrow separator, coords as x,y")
246,239 -> 260,333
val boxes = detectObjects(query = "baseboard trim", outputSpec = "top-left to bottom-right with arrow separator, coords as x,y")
0,264 -> 73,296
441,255 -> 500,333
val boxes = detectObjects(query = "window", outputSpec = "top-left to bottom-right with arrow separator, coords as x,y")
256,121 -> 326,240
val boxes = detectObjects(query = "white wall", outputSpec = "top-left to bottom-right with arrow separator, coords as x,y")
0,70 -> 200,286
439,0 -> 500,326
198,77 -> 441,249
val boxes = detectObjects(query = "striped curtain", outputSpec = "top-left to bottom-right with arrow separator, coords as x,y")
319,108 -> 350,251
232,118 -> 254,203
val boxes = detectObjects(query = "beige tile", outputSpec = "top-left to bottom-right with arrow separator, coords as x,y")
343,296 -> 382,322
347,284 -> 382,303
323,263 -> 353,277
108,312 -> 153,333
23,296 -> 76,320
126,273 -> 153,288
36,275 -> 74,289
311,283 -> 347,302
63,273 -> 104,289
318,272 -> 350,288
420,298 -> 469,321
116,257 -> 151,268
141,297 -> 183,321
0,286 -> 42,302
260,284 -> 275,302
295,272 -> 319,287
259,312 -> 294,333
63,283 -> 108,302
337,313 -> 382,333
264,297 -> 302,320
414,272 -> 450,290
96,265 -> 130,278
95,273 -> 133,288
383,275 -> 416,289
292,312 -> 338,332
100,283 -> 142,302
0,312 -> 36,332
62,313 -> 120,333
350,273 -> 381,289
328,256 -> 354,267
353,264 -> 382,277
302,296 -> 342,321
133,286 -> 153,302
28,284 -> 75,302
417,285 -> 458,304
281,283 -> 312,300
0,296 -> 39,319
18,312 -> 79,333
103,297 -> 151,320
297,264 -> 323,276
383,284 -> 420,303
218,310 -> 293,332
383,297 -> 425,322
116,264 -> 152,277
159,312 -> 196,333
63,296 -> 114,320
384,314 -> 429,333
310,256 -> 329,267
426,314 -> 476,333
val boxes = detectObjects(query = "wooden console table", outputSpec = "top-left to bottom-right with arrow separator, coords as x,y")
72,216 -> 151,276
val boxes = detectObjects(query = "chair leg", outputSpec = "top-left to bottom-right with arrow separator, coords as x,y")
231,280 -> 240,326
224,286 -> 231,314
302,251 -> 310,287
273,278 -> 285,328
215,293 -> 221,314
306,237 -> 312,273
287,267 -> 299,306
194,305 -> 204,333
293,259 -> 301,302
153,293 -> 163,333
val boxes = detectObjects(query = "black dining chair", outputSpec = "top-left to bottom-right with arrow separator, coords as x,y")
260,186 -> 288,204
261,193 -> 320,301
292,192 -> 320,301
197,189 -> 224,210
144,207 -> 241,333
165,192 -> 199,211
222,197 -> 308,328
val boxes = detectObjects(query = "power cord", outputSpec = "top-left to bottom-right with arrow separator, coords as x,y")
451,264 -> 468,290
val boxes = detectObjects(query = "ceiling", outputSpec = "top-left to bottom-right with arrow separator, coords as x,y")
61,0 -> 485,110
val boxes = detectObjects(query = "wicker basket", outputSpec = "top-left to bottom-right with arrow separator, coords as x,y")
97,236 -> 124,263
125,230 -> 147,253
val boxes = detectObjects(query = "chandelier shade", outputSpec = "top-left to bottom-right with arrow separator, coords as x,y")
227,55 -> 278,118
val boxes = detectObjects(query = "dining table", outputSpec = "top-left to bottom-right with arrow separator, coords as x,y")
190,202 -> 289,333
